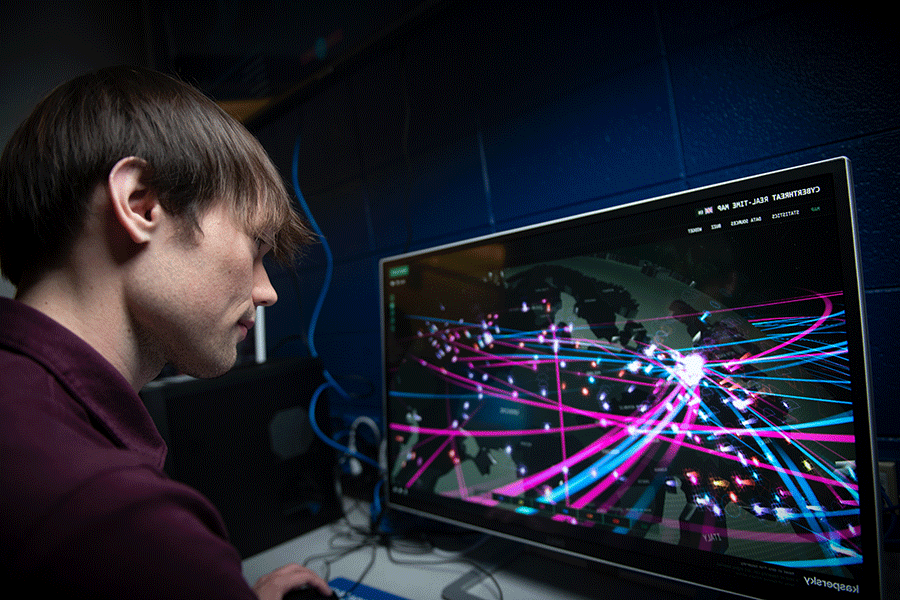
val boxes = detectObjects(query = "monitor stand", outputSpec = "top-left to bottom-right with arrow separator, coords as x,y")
441,536 -> 739,600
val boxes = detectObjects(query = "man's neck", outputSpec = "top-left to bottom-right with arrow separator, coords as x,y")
17,271 -> 161,390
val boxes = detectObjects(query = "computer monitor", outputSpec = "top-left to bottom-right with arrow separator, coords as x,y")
379,158 -> 883,598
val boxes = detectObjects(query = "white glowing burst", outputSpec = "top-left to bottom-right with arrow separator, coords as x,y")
674,353 -> 706,388
774,506 -> 794,521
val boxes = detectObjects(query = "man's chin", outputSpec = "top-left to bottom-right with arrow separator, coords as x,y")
173,351 -> 238,380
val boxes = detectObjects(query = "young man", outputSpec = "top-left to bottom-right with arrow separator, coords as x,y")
0,66 -> 333,599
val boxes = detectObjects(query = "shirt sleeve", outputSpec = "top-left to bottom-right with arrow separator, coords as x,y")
20,464 -> 259,600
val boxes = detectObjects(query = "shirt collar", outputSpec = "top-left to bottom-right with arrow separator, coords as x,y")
0,297 -> 166,468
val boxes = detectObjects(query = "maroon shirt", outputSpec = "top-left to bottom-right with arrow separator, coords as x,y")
0,297 -> 257,599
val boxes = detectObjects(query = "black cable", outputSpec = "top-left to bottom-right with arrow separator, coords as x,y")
303,496 -> 505,600
385,538 -> 504,600
301,506 -> 382,599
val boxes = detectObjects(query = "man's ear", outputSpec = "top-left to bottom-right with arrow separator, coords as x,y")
107,157 -> 160,245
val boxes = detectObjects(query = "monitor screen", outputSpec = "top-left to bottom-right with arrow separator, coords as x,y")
380,158 -> 882,598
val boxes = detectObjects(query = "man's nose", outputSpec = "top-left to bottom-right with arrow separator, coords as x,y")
253,264 -> 278,307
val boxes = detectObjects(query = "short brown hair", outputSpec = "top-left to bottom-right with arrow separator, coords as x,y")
0,65 -> 312,288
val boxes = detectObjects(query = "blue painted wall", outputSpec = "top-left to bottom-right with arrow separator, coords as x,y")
251,2 -> 899,458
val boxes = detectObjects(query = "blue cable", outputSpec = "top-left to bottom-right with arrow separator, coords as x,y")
310,382 -> 381,470
293,134 -> 383,474
291,136 -> 356,400
291,136 -> 332,364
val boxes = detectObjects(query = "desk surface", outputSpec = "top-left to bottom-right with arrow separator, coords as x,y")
243,500 -> 899,600
243,501 -> 713,599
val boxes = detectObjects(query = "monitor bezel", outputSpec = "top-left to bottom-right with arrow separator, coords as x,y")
379,157 -> 882,599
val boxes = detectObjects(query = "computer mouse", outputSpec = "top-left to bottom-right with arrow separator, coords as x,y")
282,586 -> 336,599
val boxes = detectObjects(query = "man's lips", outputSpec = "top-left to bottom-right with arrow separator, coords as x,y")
238,318 -> 255,339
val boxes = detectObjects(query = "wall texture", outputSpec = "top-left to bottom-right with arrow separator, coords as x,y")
249,2 -> 898,456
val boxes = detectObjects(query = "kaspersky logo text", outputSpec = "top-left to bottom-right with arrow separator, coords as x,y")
804,576 -> 859,594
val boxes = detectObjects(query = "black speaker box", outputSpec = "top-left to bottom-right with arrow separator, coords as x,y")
140,357 -> 342,558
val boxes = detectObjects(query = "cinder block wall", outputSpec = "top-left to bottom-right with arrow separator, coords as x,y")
252,2 -> 899,456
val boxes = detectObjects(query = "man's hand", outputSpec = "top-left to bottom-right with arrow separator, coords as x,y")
253,563 -> 333,599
